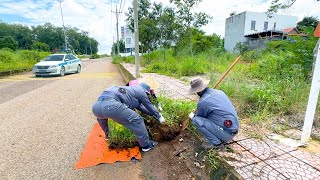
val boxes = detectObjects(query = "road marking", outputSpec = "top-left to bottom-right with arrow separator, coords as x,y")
0,72 -> 117,82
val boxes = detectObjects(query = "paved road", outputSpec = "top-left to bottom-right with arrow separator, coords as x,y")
0,58 -> 142,179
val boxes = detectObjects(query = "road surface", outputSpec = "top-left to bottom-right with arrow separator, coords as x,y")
0,58 -> 142,179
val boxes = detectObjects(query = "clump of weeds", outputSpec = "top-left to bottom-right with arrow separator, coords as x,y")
107,96 -> 196,149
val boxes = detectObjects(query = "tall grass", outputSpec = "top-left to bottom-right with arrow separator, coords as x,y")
0,49 -> 50,72
113,34 -> 317,125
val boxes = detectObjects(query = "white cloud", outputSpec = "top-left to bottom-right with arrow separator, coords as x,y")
1,0 -> 320,54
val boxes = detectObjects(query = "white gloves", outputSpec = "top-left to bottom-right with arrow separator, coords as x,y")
189,112 -> 195,119
158,104 -> 163,112
159,114 -> 165,123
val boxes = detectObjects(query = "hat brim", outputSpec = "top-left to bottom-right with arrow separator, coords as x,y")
138,76 -> 159,90
188,80 -> 209,94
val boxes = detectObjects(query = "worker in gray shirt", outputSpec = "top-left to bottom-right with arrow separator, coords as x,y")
188,77 -> 239,148
92,83 -> 165,152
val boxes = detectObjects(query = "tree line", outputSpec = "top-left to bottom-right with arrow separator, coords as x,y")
112,0 -> 319,56
112,0 -> 219,56
0,21 -> 99,54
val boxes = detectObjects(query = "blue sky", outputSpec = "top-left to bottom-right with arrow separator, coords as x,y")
0,0 -> 319,54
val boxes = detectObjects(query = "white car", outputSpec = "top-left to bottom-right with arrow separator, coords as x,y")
33,54 -> 82,77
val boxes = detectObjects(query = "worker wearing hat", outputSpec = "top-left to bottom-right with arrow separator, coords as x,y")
188,77 -> 239,148
92,82 -> 165,152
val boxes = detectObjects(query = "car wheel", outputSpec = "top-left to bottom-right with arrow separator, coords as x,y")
35,75 -> 41,77
60,66 -> 65,76
76,65 -> 81,73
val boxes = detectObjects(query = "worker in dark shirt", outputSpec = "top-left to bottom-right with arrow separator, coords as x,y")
188,77 -> 239,148
92,83 -> 165,152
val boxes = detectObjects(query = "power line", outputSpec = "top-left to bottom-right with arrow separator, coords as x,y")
119,0 -> 123,11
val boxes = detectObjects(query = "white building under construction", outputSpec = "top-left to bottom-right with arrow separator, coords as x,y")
224,11 -> 298,52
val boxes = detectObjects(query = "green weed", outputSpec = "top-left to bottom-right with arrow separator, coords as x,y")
0,50 -> 49,72
107,96 -> 196,148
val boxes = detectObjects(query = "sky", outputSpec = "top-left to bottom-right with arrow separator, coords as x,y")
0,0 -> 319,54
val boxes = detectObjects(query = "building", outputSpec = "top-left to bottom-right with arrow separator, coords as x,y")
224,11 -> 298,52
121,25 -> 135,53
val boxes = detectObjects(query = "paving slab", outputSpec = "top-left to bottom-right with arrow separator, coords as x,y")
122,63 -> 197,100
289,150 -> 320,171
231,131 -> 250,142
265,153 -> 320,180
236,161 -> 287,180
218,143 -> 261,168
237,138 -> 297,160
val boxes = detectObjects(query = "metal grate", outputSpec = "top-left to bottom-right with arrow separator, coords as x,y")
37,66 -> 50,69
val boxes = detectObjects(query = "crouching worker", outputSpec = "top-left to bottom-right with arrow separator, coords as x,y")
188,77 -> 239,149
92,83 -> 165,152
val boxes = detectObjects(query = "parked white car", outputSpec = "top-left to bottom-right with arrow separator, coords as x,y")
33,54 -> 82,77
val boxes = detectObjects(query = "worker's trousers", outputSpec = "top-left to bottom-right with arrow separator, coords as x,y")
92,99 -> 151,147
192,116 -> 235,145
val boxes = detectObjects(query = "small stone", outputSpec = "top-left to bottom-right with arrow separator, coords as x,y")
194,162 -> 200,167
195,152 -> 198,157
179,138 -> 184,142
202,156 -> 207,162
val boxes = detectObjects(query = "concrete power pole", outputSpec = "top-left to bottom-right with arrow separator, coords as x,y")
112,6 -> 121,55
58,0 -> 68,51
116,5 -> 120,55
134,0 -> 140,77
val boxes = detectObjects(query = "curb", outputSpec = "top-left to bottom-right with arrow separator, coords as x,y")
116,63 -> 135,84
0,68 -> 32,77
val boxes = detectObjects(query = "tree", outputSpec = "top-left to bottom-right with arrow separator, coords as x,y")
297,16 -> 319,30
0,36 -> 18,50
267,0 -> 320,17
169,0 -> 212,56
126,0 -> 151,32
112,40 -> 125,55
31,42 -> 50,52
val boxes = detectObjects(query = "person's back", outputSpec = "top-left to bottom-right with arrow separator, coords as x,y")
198,88 -> 239,133
99,86 -> 143,109
92,83 -> 163,152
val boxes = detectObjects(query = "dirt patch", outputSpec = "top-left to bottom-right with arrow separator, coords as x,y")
145,117 -> 189,142
140,130 -> 210,180
139,129 -> 241,180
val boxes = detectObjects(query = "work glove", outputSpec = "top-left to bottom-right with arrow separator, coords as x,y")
158,114 -> 165,124
158,103 -> 163,112
189,112 -> 195,119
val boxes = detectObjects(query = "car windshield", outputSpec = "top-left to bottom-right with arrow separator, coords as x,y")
43,55 -> 65,61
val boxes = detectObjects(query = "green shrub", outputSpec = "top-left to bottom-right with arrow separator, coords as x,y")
31,42 -> 50,52
0,36 -> 18,50
0,50 -> 50,72
18,50 -> 42,62
0,50 -> 14,63
89,54 -> 100,59
0,47 -> 14,52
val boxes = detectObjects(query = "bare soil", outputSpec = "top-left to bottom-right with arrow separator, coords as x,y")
140,130 -> 211,180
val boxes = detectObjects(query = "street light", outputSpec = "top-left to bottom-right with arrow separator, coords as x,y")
57,0 -> 68,52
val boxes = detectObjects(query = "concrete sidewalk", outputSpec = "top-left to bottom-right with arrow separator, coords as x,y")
121,63 -> 320,180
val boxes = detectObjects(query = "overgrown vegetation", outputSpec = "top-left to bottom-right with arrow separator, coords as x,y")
108,96 -> 196,149
0,49 -> 49,72
115,23 -> 319,127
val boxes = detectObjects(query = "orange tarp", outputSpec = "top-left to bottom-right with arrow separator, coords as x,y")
74,123 -> 141,169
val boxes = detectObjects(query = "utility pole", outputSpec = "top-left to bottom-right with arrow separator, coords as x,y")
134,0 -> 140,77
58,0 -> 68,52
112,5 -> 121,55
